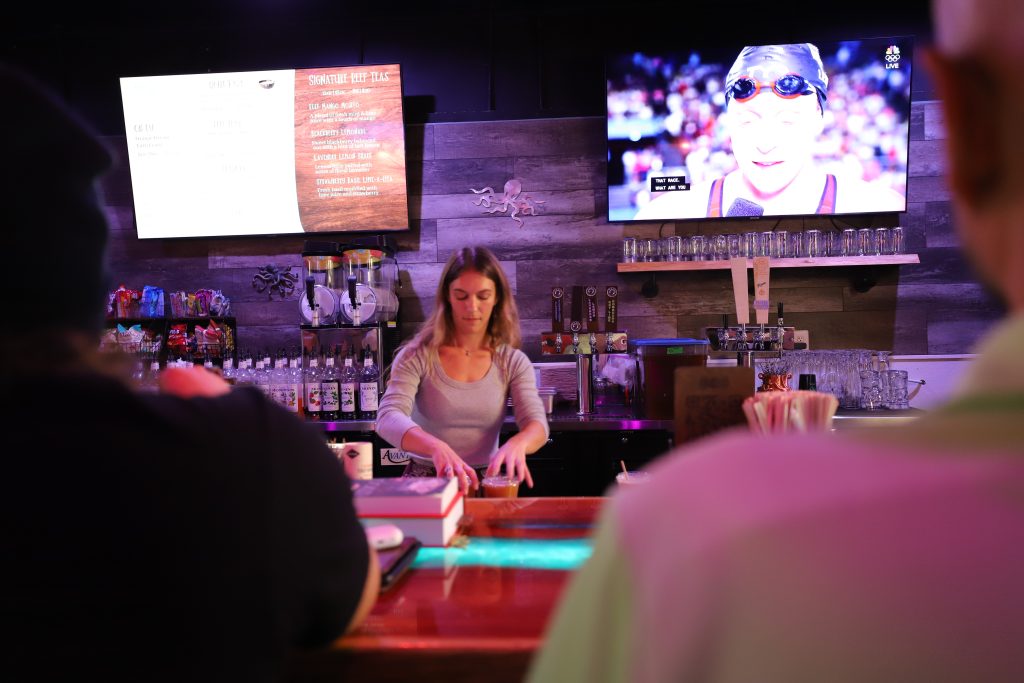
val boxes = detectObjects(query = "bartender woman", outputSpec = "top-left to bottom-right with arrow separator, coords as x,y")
376,246 -> 549,494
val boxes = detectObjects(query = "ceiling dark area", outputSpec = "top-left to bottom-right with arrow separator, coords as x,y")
4,1 -> 934,134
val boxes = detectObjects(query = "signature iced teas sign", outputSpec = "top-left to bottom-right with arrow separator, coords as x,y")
293,64 -> 408,233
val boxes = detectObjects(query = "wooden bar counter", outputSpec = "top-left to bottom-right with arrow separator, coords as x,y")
285,497 -> 604,683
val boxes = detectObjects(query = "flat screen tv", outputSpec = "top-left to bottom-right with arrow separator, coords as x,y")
120,63 -> 409,239
606,36 -> 913,222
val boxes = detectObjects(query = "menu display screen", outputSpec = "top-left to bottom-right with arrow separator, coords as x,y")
120,63 -> 409,239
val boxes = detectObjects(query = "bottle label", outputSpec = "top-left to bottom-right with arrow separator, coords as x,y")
282,384 -> 300,412
341,383 -> 357,413
359,382 -> 379,412
322,380 -> 340,411
306,384 -> 322,411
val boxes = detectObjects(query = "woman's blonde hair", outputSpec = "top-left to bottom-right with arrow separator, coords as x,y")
403,246 -> 521,359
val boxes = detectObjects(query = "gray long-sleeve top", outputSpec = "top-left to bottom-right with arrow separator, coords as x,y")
375,344 -> 550,469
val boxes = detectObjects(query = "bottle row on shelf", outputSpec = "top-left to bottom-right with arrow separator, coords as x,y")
134,345 -> 381,422
224,346 -> 380,421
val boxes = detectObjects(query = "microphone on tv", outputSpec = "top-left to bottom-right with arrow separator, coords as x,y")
726,198 -> 765,217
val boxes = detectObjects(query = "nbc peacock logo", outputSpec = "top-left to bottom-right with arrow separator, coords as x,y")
885,45 -> 902,70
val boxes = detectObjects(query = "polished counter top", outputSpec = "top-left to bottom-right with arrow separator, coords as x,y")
284,497 -> 603,683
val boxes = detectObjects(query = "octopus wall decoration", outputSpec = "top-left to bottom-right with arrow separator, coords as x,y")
470,179 -> 545,227
252,264 -> 298,300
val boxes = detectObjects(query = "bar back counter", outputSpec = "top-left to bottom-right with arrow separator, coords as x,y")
322,403 -> 675,497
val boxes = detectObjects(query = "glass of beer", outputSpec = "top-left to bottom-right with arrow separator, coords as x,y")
481,475 -> 520,498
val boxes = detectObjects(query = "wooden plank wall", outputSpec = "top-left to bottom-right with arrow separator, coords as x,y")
98,100 -> 1003,360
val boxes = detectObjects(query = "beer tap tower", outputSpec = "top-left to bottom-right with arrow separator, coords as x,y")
540,285 -> 627,415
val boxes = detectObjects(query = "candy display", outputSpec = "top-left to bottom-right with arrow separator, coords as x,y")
169,289 -> 232,317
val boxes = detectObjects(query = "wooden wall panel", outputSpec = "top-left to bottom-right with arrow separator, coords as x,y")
923,201 -> 959,248
923,101 -> 946,140
411,190 -> 595,221
417,159 -> 515,195
391,220 -> 438,264
432,119 -> 605,160
101,100 -> 997,359
927,309 -> 1004,354
513,156 -> 606,192
908,139 -> 946,177
906,175 -> 951,203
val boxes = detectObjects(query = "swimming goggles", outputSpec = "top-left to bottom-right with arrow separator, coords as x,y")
729,74 -> 816,102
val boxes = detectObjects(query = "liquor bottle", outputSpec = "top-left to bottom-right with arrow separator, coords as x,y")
222,355 -> 236,384
358,347 -> 379,420
269,349 -> 285,407
320,346 -> 341,421
278,348 -> 302,415
340,346 -> 358,420
139,358 -> 162,393
254,352 -> 271,397
288,347 -> 305,418
236,350 -> 254,387
304,350 -> 322,421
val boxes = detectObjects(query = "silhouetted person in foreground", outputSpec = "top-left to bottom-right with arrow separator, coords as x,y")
0,64 -> 378,683
529,0 -> 1024,679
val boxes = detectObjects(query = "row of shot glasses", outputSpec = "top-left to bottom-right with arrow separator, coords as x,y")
623,227 -> 905,263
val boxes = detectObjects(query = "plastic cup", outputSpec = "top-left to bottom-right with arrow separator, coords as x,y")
615,471 -> 651,487
482,475 -> 520,498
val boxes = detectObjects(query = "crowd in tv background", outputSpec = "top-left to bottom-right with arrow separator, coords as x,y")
607,43 -> 912,215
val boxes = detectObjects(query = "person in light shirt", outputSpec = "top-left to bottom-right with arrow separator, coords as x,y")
376,246 -> 549,495
528,2 -> 1024,679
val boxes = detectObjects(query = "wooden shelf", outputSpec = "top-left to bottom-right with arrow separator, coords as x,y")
617,255 -> 920,272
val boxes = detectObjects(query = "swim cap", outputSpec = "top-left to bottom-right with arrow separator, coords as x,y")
725,43 -> 829,111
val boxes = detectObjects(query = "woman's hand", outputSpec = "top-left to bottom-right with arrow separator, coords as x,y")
487,438 -> 534,489
427,440 -> 479,496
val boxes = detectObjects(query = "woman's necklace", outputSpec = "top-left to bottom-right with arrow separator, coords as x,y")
454,337 -> 487,358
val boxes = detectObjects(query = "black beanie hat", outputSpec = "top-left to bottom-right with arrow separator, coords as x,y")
0,64 -> 113,334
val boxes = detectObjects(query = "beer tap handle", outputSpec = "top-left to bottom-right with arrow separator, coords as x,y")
736,323 -> 748,351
